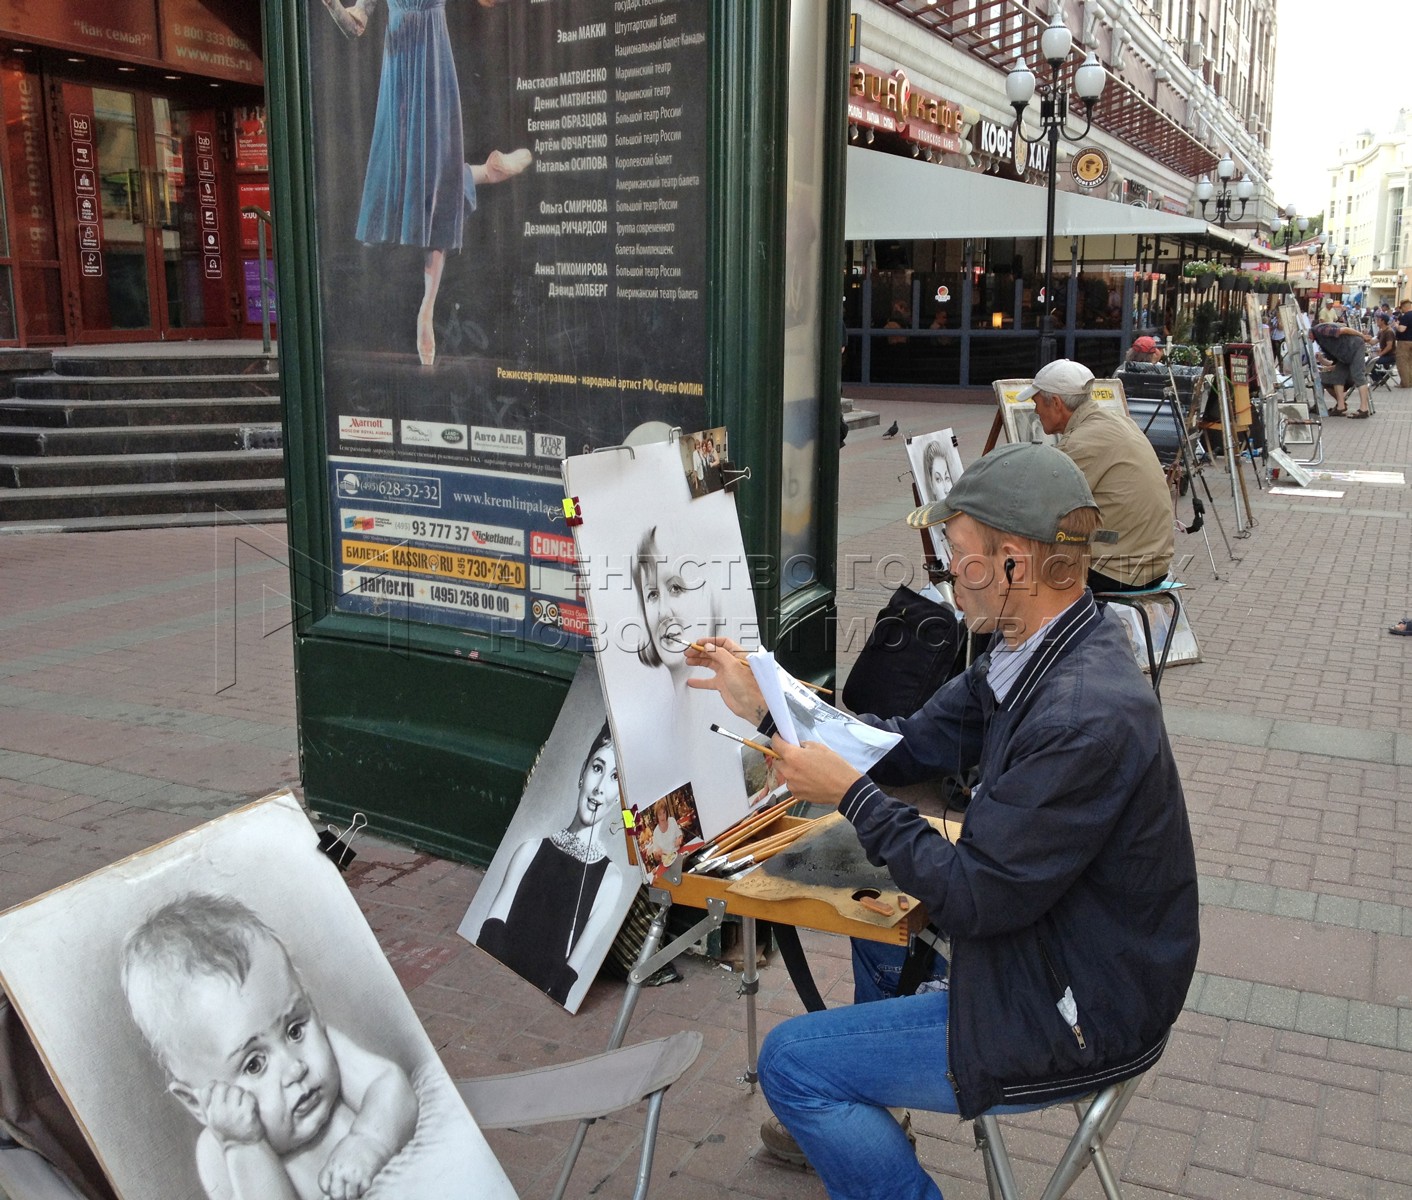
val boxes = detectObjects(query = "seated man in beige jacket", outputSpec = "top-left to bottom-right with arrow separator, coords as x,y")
1018,359 -> 1173,591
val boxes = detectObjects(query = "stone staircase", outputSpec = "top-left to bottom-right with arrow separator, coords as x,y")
842,396 -> 880,433
0,343 -> 283,530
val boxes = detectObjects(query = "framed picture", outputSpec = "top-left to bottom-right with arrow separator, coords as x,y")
1107,597 -> 1201,673
563,438 -> 761,840
0,793 -> 514,1200
457,659 -> 638,1011
993,378 -> 1130,447
902,428 -> 964,564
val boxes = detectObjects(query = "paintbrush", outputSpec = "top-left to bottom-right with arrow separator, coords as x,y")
709,723 -> 781,760
686,641 -> 833,695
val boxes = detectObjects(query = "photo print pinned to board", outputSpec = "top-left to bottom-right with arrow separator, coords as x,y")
903,428 -> 964,564
457,658 -> 637,1012
0,792 -> 515,1200
678,425 -> 731,498
633,784 -> 705,879
993,378 -> 1130,447
563,439 -> 762,842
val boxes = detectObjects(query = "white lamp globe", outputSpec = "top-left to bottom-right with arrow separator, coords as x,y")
1040,16 -> 1072,66
1075,52 -> 1105,100
1195,176 -> 1214,203
1006,57 -> 1036,106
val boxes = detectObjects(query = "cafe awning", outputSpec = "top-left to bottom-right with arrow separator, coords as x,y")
845,146 -> 1207,242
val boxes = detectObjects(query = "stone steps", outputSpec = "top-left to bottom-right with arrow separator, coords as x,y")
0,343 -> 285,528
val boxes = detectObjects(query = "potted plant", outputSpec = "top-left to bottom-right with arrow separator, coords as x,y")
1183,261 -> 1222,292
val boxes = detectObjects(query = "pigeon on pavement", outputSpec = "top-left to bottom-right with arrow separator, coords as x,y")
882,420 -> 899,438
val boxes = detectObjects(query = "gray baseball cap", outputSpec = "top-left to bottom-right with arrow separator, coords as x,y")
907,442 -> 1099,544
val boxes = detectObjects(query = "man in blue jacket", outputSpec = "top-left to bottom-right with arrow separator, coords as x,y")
687,443 -> 1199,1200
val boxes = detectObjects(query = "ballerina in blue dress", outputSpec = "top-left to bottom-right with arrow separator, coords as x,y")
324,0 -> 531,366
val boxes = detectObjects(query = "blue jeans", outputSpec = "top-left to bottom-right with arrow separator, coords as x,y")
759,940 -> 1054,1200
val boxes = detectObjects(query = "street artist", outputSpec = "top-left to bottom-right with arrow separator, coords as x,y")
686,443 -> 1199,1200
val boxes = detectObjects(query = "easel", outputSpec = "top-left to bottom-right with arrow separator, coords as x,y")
1155,348 -> 1234,572
1203,347 -> 1256,536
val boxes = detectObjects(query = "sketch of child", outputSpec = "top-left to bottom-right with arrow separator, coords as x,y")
121,894 -> 418,1200
475,724 -> 626,1004
322,0 -> 532,367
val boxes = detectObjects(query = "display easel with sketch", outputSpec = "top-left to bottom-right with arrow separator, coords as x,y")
1207,347 -> 1256,536
1243,295 -> 1281,399
987,377 -> 1129,450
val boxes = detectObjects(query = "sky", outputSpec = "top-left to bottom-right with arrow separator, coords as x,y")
1268,0 -> 1412,217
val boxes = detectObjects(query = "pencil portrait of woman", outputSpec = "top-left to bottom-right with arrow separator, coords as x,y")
473,723 -> 625,1006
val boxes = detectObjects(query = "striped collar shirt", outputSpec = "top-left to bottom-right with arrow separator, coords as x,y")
985,594 -> 1091,706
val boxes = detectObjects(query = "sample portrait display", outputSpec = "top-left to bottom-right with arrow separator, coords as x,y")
902,429 -> 964,563
563,439 -> 762,840
994,378 -> 1130,447
679,425 -> 731,498
0,793 -> 513,1200
633,785 -> 704,877
1107,599 -> 1202,673
457,659 -> 637,1011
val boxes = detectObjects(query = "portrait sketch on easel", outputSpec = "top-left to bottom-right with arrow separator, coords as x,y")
457,659 -> 637,1011
563,439 -> 762,841
0,793 -> 514,1200
903,429 -> 963,564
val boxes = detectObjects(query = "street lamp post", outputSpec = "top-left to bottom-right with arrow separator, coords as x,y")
1270,203 -> 1309,280
1194,154 -> 1254,227
1006,10 -> 1105,366
1310,239 -> 1326,314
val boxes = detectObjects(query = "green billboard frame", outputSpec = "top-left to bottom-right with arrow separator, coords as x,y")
262,0 -> 847,862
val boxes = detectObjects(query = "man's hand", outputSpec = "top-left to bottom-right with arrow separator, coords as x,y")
772,739 -> 863,809
320,1131 -> 393,1200
201,1083 -> 265,1148
684,637 -> 769,724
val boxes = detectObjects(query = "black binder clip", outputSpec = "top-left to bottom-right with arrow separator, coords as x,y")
721,463 -> 751,494
318,813 -> 366,871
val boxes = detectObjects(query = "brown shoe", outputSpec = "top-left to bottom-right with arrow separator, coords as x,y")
759,1109 -> 915,1169
759,1114 -> 809,1168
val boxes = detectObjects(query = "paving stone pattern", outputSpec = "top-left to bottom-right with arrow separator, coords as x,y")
1,394 -> 1410,1197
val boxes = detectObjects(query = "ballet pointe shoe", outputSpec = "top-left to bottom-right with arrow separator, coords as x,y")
322,0 -> 366,38
482,148 -> 533,184
416,310 -> 435,367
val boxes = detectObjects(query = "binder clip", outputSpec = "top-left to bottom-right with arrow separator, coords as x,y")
318,813 -> 366,871
561,496 -> 582,526
721,463 -> 751,494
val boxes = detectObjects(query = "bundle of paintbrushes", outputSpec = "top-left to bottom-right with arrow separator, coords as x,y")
685,799 -> 812,879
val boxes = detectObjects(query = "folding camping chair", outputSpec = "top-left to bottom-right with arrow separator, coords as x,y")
1093,581 -> 1186,699
972,1068 -> 1149,1200
1276,401 -> 1324,467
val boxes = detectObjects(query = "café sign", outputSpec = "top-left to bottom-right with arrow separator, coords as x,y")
848,63 -> 962,154
975,117 -> 1049,175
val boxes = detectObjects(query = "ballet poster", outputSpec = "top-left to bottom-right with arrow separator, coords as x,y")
308,0 -> 709,648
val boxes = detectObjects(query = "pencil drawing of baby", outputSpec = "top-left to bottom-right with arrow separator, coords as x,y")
121,894 -> 418,1200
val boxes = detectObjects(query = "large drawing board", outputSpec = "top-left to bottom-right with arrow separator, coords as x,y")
1279,299 -> 1318,411
1244,295 -> 1280,396
0,793 -> 514,1200
563,439 -> 760,841
993,377 -> 1130,446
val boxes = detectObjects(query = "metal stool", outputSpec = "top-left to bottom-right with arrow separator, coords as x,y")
1093,581 -> 1185,698
973,1070 -> 1146,1200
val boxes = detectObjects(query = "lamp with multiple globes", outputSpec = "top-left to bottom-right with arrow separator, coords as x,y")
1270,203 -> 1309,280
1194,153 -> 1254,227
1005,9 -> 1105,366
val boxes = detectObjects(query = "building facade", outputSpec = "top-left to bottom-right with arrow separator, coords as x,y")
0,2 -> 269,346
845,0 -> 1277,386
1322,114 -> 1412,309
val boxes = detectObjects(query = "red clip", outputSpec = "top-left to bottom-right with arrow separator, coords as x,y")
563,496 -> 583,526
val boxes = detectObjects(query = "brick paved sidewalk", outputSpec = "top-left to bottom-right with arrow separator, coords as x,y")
2,390 -> 1410,1198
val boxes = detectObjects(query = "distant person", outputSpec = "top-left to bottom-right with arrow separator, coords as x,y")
1310,320 -> 1373,417
1394,299 -> 1412,387
1021,359 -> 1173,591
1125,335 -> 1163,364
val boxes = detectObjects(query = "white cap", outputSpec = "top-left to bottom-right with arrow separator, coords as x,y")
1015,359 -> 1095,403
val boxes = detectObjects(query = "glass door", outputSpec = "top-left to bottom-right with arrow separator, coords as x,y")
58,81 -> 235,340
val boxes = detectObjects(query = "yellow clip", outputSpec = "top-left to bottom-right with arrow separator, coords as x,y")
621,809 -> 636,829
561,497 -> 578,519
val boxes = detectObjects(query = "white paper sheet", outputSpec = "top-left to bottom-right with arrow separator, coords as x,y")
749,651 -> 902,773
